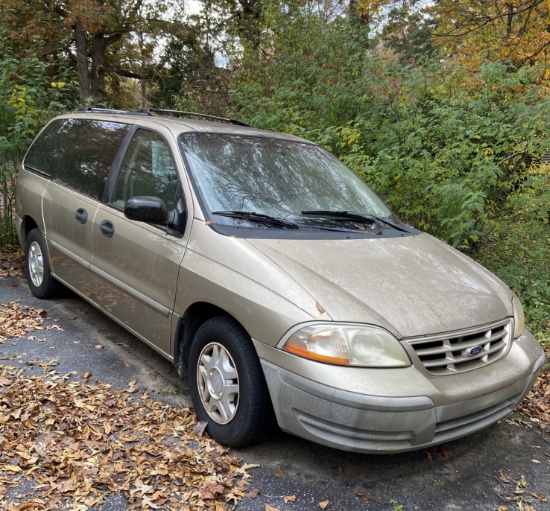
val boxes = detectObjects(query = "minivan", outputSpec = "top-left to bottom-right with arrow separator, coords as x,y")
15,108 -> 545,453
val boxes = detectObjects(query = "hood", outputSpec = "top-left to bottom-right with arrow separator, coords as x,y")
246,233 -> 513,339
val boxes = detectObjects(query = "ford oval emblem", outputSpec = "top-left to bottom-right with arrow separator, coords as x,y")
466,345 -> 483,357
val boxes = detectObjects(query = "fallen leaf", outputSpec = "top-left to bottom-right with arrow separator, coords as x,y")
193,420 -> 208,436
514,474 -> 528,494
264,505 -> 281,511
499,469 -> 511,483
0,363 -> 254,509
284,495 -> 297,502
319,500 -> 329,509
531,492 -> 548,502
274,466 -> 284,478
0,301 -> 47,341
201,483 -> 225,499
95,344 -> 104,349
234,463 -> 261,475
4,465 -> 22,472
353,491 -> 372,501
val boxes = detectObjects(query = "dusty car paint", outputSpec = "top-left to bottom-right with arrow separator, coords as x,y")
247,234 -> 513,338
15,110 -> 544,453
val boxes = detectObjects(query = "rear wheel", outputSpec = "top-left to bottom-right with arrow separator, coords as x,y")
25,228 -> 61,299
188,316 -> 273,447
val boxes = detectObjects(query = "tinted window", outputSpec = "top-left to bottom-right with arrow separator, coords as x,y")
25,118 -> 129,200
113,129 -> 178,210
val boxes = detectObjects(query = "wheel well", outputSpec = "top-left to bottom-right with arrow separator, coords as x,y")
174,302 -> 239,377
22,216 -> 39,246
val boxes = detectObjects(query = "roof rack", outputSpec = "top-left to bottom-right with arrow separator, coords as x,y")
77,107 -> 142,115
138,107 -> 251,127
77,107 -> 251,127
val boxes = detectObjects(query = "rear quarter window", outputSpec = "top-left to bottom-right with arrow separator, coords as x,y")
24,118 -> 129,200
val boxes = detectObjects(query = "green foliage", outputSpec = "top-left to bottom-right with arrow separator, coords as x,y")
228,3 -> 371,133
507,164 -> 550,224
230,36 -> 550,247
473,164 -> 550,345
474,220 -> 550,346
153,36 -> 229,114
326,61 -> 550,247
0,52 -> 78,243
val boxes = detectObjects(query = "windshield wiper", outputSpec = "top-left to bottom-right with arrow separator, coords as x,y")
212,210 -> 300,229
301,210 -> 413,233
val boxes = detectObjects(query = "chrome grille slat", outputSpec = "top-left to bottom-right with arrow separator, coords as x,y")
415,336 -> 491,356
406,319 -> 512,375
421,340 -> 507,367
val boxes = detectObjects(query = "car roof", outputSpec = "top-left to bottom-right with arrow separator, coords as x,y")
55,108 -> 308,143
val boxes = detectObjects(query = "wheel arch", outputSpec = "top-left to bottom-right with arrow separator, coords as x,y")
174,302 -> 242,377
20,215 -> 39,247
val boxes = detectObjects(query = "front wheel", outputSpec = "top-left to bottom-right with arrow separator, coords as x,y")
25,228 -> 61,299
188,316 -> 274,447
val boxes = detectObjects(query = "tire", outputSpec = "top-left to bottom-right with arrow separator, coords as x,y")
25,228 -> 61,299
188,316 -> 274,447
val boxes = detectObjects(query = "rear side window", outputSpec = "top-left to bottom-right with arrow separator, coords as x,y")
24,118 -> 129,200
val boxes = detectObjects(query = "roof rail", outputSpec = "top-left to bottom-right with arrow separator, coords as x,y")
77,106 -> 251,127
77,107 -> 146,115
138,107 -> 251,127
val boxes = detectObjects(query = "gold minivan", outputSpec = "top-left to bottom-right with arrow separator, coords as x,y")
16,109 -> 544,453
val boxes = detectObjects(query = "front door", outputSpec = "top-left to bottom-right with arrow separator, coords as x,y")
89,128 -> 187,356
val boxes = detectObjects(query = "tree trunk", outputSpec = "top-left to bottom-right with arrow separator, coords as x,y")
74,22 -> 90,105
91,34 -> 107,102
237,0 -> 263,52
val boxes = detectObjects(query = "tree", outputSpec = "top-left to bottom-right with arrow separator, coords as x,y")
428,0 -> 550,69
146,22 -> 230,113
380,6 -> 437,62
352,0 -> 550,75
0,48 -> 77,242
0,0 -> 180,105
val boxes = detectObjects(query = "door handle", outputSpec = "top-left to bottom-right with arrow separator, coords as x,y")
75,208 -> 88,224
99,220 -> 115,238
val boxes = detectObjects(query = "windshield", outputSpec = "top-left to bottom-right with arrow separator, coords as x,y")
179,133 -> 396,223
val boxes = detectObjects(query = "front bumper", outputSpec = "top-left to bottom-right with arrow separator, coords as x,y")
259,332 -> 545,454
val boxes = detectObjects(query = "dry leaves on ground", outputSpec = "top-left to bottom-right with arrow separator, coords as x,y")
517,360 -> 550,430
496,471 -> 547,511
0,244 -> 24,278
0,301 -> 47,343
0,365 -> 254,510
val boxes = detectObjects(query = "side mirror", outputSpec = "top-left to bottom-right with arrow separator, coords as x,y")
124,196 -> 167,224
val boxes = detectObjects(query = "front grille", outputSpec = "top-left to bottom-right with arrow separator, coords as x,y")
406,319 -> 512,375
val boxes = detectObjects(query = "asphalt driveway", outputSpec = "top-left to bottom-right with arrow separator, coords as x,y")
1,273 -> 549,511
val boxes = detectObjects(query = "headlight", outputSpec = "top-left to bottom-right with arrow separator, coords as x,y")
512,295 -> 525,338
280,323 -> 411,367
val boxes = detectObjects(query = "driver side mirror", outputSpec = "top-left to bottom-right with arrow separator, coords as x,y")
124,196 -> 169,224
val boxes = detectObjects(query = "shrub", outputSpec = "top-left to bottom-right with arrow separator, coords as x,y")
0,53 -> 77,243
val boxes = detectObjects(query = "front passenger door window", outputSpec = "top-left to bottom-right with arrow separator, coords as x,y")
114,129 -> 179,210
